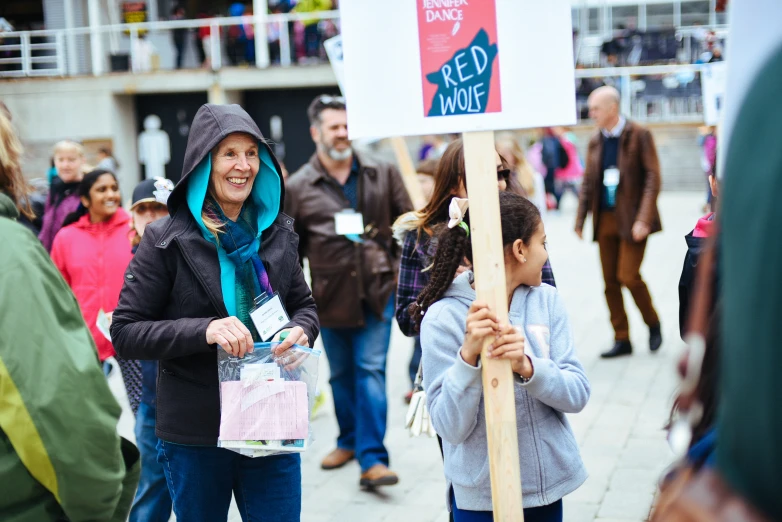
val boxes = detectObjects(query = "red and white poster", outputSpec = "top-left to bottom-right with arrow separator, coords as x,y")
416,0 -> 501,118
339,0 -> 576,139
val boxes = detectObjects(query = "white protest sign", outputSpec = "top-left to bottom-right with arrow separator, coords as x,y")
323,35 -> 346,94
339,0 -> 576,139
700,62 -> 727,126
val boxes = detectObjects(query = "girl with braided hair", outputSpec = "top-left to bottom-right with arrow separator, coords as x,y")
394,139 -> 556,402
415,191 -> 589,522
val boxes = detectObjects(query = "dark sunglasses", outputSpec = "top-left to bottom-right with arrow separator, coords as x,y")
497,168 -> 511,182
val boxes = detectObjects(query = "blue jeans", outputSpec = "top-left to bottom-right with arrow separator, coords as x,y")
130,402 -> 172,522
157,441 -> 301,522
320,298 -> 394,471
451,489 -> 563,522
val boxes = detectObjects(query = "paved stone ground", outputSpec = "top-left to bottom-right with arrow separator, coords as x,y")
111,192 -> 704,522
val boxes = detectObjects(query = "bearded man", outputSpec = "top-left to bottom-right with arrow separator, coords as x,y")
285,95 -> 413,488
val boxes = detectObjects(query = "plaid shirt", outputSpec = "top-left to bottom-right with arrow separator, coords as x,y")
395,230 -> 556,337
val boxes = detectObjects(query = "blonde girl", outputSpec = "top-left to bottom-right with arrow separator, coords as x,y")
39,140 -> 88,251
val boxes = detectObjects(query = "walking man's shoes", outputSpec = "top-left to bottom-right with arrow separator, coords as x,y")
601,340 -> 633,358
650,324 -> 663,352
321,448 -> 355,470
360,464 -> 399,488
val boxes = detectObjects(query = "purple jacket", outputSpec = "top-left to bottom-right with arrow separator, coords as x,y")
39,192 -> 80,252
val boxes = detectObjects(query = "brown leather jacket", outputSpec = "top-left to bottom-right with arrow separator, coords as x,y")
285,152 -> 413,328
576,120 -> 662,242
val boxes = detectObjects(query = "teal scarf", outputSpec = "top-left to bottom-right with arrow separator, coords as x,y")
205,198 -> 274,340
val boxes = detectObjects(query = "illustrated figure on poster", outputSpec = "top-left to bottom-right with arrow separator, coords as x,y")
138,115 -> 170,180
417,1 -> 502,118
425,29 -> 498,117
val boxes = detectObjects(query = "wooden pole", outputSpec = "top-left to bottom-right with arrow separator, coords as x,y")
389,136 -> 427,210
462,130 -> 524,521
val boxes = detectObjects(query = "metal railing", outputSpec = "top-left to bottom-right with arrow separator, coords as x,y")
0,31 -> 66,77
575,25 -> 729,68
0,10 -> 340,77
0,12 -> 716,124
575,64 -> 706,123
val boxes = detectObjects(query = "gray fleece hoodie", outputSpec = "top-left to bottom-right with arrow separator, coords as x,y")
421,272 -> 590,511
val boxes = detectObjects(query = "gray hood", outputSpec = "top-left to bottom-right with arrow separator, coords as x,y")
167,103 -> 284,215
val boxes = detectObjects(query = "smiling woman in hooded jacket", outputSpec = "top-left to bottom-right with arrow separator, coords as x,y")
111,104 -> 319,522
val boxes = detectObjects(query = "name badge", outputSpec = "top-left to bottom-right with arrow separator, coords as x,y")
249,293 -> 290,342
603,167 -> 620,187
335,209 -> 365,236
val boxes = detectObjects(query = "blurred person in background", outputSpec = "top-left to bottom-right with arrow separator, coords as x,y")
699,126 -> 717,211
0,102 -> 35,235
575,86 -> 662,359
416,158 -> 437,205
227,2 -> 249,65
198,11 -> 219,69
268,3 -> 284,64
553,127 -> 584,207
286,94 -> 412,487
50,170 -> 133,371
46,156 -> 57,183
495,132 -> 547,215
171,5 -> 188,69
127,177 -> 174,522
419,134 -> 450,161
293,0 -> 332,61
195,11 -> 209,65
540,128 -> 566,210
243,4 -> 256,63
39,140 -> 88,252
0,112 -> 139,522
97,146 -> 119,173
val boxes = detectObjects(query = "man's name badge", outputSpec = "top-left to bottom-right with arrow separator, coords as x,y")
250,292 -> 290,342
334,209 -> 365,236
603,167 -> 620,187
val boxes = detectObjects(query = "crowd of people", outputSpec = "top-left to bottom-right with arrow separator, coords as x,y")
169,0 -> 339,70
0,90 -> 628,522
0,63 -> 779,522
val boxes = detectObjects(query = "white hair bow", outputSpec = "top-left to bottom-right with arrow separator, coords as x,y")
447,197 -> 469,233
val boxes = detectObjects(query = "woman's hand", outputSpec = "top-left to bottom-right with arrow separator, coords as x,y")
271,326 -> 309,355
272,326 -> 310,371
487,324 -> 534,379
206,317 -> 254,358
461,301 -> 500,367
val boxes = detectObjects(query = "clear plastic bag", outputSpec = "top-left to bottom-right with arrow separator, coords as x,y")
217,342 -> 321,457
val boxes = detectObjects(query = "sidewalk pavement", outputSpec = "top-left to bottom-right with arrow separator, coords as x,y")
111,192 -> 704,522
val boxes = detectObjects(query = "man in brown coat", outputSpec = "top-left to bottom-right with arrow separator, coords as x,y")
575,86 -> 663,358
285,95 -> 413,487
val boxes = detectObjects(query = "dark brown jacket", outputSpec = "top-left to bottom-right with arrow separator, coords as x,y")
576,120 -> 662,242
285,153 -> 413,328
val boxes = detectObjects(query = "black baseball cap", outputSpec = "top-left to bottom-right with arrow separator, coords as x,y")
131,177 -> 174,210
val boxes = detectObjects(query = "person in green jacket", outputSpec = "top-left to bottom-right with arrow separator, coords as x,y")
294,0 -> 332,59
718,42 -> 782,521
0,112 -> 140,521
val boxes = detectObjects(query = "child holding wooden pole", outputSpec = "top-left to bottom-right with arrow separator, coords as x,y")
411,191 -> 589,522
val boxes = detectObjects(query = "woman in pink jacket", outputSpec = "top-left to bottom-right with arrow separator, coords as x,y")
51,169 -> 133,363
